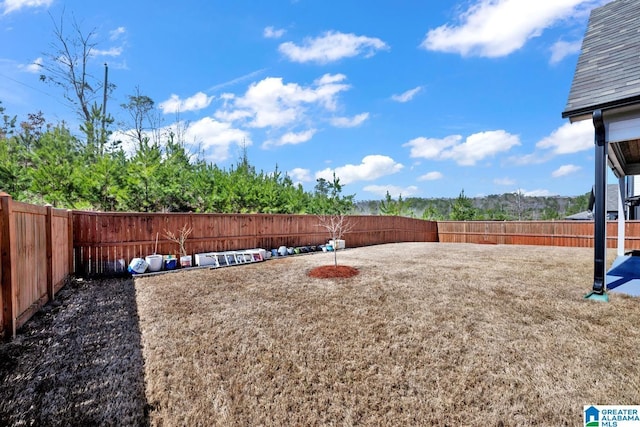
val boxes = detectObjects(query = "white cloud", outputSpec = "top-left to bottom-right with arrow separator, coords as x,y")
159,92 -> 214,114
404,135 -> 460,159
2,0 -> 52,14
418,171 -> 443,181
264,26 -> 286,39
549,39 -> 582,64
215,110 -> 252,123
536,120 -> 593,154
421,0 -> 598,57
184,117 -> 250,162
552,164 -> 581,178
330,112 -> 369,128
21,57 -> 42,73
279,31 -> 389,64
521,189 -> 554,197
514,120 -> 594,165
279,129 -> 317,145
108,129 -> 136,157
391,86 -> 422,103
92,47 -> 123,57
494,177 -> 516,186
208,69 -> 267,92
215,74 -> 350,128
109,27 -> 126,41
510,152 -> 547,165
289,168 -> 312,183
262,129 -> 317,148
363,185 -> 419,198
315,73 -> 346,85
404,130 -> 520,166
443,130 -> 521,165
114,118 -> 248,162
315,155 -> 403,185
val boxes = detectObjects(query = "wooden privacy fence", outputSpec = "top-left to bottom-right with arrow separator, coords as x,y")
72,212 -> 440,276
437,220 -> 640,249
8,198 -> 640,339
1,194 -> 72,339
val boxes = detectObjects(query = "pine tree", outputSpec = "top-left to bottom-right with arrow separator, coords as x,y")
450,189 -> 476,220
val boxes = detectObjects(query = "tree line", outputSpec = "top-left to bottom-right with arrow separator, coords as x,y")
0,100 -> 590,218
356,189 -> 591,220
0,101 -> 354,214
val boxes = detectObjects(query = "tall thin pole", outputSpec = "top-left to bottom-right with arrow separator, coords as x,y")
101,63 -> 108,154
592,109 -> 607,294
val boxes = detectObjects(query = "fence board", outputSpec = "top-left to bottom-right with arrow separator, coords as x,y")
436,220 -> 640,249
52,211 -> 71,293
0,195 -> 11,338
13,203 -> 48,328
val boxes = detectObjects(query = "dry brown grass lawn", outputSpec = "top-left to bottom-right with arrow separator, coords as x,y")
135,243 -> 640,426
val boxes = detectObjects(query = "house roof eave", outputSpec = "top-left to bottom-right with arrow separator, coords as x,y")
562,95 -> 640,121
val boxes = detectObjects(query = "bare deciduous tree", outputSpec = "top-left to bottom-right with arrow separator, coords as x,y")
40,13 -> 114,150
316,214 -> 355,266
41,13 -> 99,122
120,86 -> 164,148
164,224 -> 193,257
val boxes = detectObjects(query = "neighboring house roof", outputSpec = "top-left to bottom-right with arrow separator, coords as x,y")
566,211 -> 593,220
607,184 -> 619,212
562,0 -> 640,120
565,184 -> 619,220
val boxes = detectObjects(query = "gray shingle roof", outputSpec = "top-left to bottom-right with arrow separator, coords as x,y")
563,0 -> 640,119
607,183 -> 620,211
565,184 -> 619,220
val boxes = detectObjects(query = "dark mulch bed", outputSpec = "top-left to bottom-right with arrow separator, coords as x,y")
308,264 -> 360,278
0,277 -> 149,426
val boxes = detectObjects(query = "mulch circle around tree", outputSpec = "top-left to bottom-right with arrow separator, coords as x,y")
307,265 -> 359,279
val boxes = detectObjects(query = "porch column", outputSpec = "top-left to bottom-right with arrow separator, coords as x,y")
593,110 -> 607,294
618,176 -> 626,257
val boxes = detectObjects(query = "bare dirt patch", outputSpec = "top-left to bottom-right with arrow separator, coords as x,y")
0,277 -> 149,426
308,264 -> 359,278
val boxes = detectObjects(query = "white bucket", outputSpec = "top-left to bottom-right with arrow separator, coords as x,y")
329,239 -> 345,250
128,258 -> 148,274
145,254 -> 163,272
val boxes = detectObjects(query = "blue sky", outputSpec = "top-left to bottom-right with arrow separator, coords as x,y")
0,0 -> 615,200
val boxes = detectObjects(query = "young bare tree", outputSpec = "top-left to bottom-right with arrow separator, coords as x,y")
164,224 -> 193,258
40,14 -> 95,120
316,214 -> 355,267
120,87 -> 163,148
40,13 -> 114,150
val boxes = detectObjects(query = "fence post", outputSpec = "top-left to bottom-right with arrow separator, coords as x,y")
45,205 -> 54,302
0,192 -> 17,339
68,210 -> 74,275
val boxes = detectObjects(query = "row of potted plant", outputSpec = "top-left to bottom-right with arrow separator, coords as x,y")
129,224 -> 193,274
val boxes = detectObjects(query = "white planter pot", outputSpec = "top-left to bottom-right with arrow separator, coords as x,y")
145,254 -> 163,272
180,255 -> 192,268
